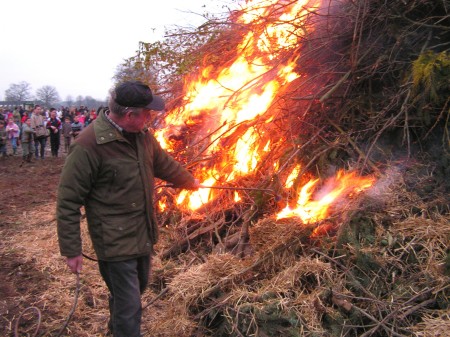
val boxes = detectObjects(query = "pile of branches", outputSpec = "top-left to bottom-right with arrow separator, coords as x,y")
151,169 -> 449,336
293,0 -> 449,177
159,0 -> 449,173
141,0 -> 450,336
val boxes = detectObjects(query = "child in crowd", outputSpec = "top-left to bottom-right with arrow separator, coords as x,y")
21,117 -> 35,163
6,117 -> 20,155
70,115 -> 83,139
0,120 -> 7,158
87,108 -> 97,126
21,111 -> 30,124
78,111 -> 86,126
61,117 -> 72,153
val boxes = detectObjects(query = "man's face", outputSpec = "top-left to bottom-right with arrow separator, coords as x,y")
34,106 -> 43,115
123,108 -> 153,133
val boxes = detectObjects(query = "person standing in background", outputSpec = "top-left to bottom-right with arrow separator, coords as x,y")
12,107 -> 21,126
20,117 -> 35,164
70,115 -> 83,139
46,108 -> 61,157
0,120 -> 7,158
30,105 -> 47,160
6,117 -> 20,155
61,117 -> 72,153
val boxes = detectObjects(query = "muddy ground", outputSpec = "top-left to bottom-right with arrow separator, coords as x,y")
0,149 -> 68,336
0,146 -> 186,337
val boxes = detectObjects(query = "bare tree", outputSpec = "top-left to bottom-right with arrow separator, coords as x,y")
36,85 -> 60,108
4,81 -> 33,101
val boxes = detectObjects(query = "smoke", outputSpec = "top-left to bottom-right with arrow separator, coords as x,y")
367,166 -> 403,200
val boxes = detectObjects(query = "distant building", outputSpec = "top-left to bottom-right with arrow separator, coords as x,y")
0,101 -> 37,110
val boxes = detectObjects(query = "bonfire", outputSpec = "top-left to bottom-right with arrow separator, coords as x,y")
2,0 -> 448,336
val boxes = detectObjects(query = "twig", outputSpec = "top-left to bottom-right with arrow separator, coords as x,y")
364,87 -> 412,167
310,248 -> 378,300
160,217 -> 227,258
275,126 -> 326,175
398,298 -> 436,320
236,208 -> 257,258
319,71 -> 351,103
326,118 -> 380,175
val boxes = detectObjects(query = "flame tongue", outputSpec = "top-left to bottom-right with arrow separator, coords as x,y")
277,170 -> 375,223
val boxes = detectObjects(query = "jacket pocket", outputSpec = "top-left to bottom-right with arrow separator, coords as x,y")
101,215 -> 141,258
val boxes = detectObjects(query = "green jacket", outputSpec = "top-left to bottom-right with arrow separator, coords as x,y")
57,111 -> 195,261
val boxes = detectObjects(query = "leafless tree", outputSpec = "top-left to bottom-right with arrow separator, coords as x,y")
36,85 -> 60,108
4,81 -> 33,101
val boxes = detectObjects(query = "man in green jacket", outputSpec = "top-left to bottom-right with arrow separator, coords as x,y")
57,80 -> 199,337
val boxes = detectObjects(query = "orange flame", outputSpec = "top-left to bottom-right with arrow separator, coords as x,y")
156,0 -> 376,221
157,0 -> 323,211
277,170 -> 375,223
285,164 -> 301,188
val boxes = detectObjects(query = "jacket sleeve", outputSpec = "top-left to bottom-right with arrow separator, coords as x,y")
56,144 -> 98,257
150,135 -> 196,188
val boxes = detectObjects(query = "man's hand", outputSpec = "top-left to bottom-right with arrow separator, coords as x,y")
66,255 -> 83,274
192,179 -> 201,190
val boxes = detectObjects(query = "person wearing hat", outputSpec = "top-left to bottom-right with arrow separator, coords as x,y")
56,80 -> 199,337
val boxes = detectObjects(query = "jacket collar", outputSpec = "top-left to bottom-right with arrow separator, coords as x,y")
94,110 -> 146,145
94,110 -> 125,144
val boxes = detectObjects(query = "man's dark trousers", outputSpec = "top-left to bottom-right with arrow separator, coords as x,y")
98,255 -> 150,337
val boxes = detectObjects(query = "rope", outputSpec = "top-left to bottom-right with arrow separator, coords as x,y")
13,273 -> 81,337
55,272 -> 81,337
82,252 -> 98,262
14,306 -> 41,337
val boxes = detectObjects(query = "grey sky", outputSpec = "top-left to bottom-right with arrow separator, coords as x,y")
0,0 -> 233,101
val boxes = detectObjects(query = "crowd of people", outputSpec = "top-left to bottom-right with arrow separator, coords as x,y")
0,105 -> 100,163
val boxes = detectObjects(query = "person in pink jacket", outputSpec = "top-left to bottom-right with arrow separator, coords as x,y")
6,117 -> 20,155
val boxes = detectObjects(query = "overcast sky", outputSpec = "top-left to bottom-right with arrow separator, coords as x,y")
0,0 -> 234,102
